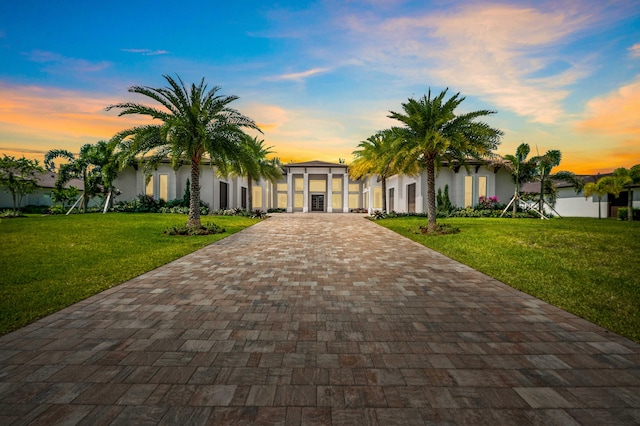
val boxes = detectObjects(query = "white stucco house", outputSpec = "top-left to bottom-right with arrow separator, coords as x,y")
109,159 -> 515,214
0,171 -> 86,209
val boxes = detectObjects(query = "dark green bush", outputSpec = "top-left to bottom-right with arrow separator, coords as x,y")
164,222 -> 225,236
617,207 -> 640,221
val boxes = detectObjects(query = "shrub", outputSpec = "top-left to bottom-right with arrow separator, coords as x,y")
617,207 -> 640,221
164,222 -> 225,236
417,223 -> 460,235
21,204 -> 50,214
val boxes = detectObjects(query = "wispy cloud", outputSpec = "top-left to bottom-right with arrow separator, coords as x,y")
268,67 -> 331,82
25,50 -> 111,73
121,48 -> 170,56
629,43 -> 640,58
337,3 -> 601,123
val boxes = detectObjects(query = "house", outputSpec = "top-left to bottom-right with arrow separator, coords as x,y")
0,171 -> 85,209
111,159 -> 514,214
521,175 -> 640,218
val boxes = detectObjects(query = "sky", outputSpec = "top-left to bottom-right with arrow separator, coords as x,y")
1,0 -> 639,174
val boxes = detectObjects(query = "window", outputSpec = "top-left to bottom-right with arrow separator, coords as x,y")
159,174 -> 168,201
349,183 -> 360,192
309,179 -> 326,192
294,193 -> 304,208
277,183 -> 287,192
332,177 -> 342,192
220,181 -> 228,209
294,178 -> 303,191
464,176 -> 473,207
241,187 -> 247,209
478,176 -> 487,200
373,187 -> 382,209
145,177 -> 154,197
252,186 -> 263,209
349,193 -> 359,208
332,193 -> 342,209
407,183 -> 416,213
389,188 -> 395,212
277,193 -> 288,208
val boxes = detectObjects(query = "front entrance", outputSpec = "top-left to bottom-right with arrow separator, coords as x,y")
311,194 -> 325,212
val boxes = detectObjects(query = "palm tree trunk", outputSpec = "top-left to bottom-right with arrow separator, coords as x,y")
426,158 -> 437,232
188,158 -> 201,227
381,176 -> 387,213
247,177 -> 253,212
512,184 -> 518,218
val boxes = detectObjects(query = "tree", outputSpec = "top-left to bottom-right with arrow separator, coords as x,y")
503,143 -> 536,218
530,149 -> 583,213
236,136 -> 282,211
0,154 -> 44,214
45,142 -> 113,212
611,165 -> 640,221
583,176 -> 616,219
349,129 -> 401,212
389,88 -> 503,232
108,74 -> 259,227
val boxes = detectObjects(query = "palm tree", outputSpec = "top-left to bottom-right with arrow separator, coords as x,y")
389,88 -> 503,232
107,75 -> 259,227
349,129 -> 400,212
237,136 -> 282,211
612,165 -> 640,221
45,143 -> 110,212
530,149 -> 583,213
584,176 -> 616,219
503,143 -> 536,218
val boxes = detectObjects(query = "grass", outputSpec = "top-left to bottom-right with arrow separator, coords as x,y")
375,216 -> 640,343
0,213 -> 260,335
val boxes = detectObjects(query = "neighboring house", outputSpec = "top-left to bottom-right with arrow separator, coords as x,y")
521,175 -> 640,218
0,171 -> 84,209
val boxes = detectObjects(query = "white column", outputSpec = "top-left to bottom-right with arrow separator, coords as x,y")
327,172 -> 333,213
343,172 -> 349,212
303,172 -> 309,213
286,172 -> 293,213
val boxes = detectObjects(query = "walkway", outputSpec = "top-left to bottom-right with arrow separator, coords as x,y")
1,214 -> 639,425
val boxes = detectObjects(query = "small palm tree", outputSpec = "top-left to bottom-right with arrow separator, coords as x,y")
584,176 -> 617,219
108,75 -> 259,227
503,143 -> 536,218
389,88 -> 503,231
349,129 -> 401,212
530,150 -> 583,213
612,165 -> 640,221
236,136 -> 282,211
45,142 -> 111,212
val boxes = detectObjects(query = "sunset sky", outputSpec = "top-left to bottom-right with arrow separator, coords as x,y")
1,0 -> 639,174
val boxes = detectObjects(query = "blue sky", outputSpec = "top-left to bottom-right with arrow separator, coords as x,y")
1,0 -> 639,173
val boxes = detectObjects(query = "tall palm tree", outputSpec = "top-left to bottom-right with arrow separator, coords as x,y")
389,88 -> 503,232
237,136 -> 282,211
503,143 -> 536,218
349,129 -> 400,212
530,149 -> 583,213
107,75 -> 259,227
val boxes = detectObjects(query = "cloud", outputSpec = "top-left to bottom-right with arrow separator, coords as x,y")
576,76 -> 640,136
0,82 -> 150,158
122,48 -> 170,56
337,3 -> 604,123
25,50 -> 110,73
629,43 -> 640,58
267,67 -> 331,82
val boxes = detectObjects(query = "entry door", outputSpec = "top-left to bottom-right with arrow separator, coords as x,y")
311,194 -> 325,212
220,182 -> 228,210
407,183 -> 416,213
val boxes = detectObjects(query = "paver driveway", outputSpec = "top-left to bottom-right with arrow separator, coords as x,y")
1,213 -> 639,425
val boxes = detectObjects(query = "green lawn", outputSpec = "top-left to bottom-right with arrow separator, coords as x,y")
0,213 -> 260,335
375,217 -> 640,343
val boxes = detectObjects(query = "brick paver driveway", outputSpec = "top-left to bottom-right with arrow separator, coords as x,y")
1,213 -> 639,425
